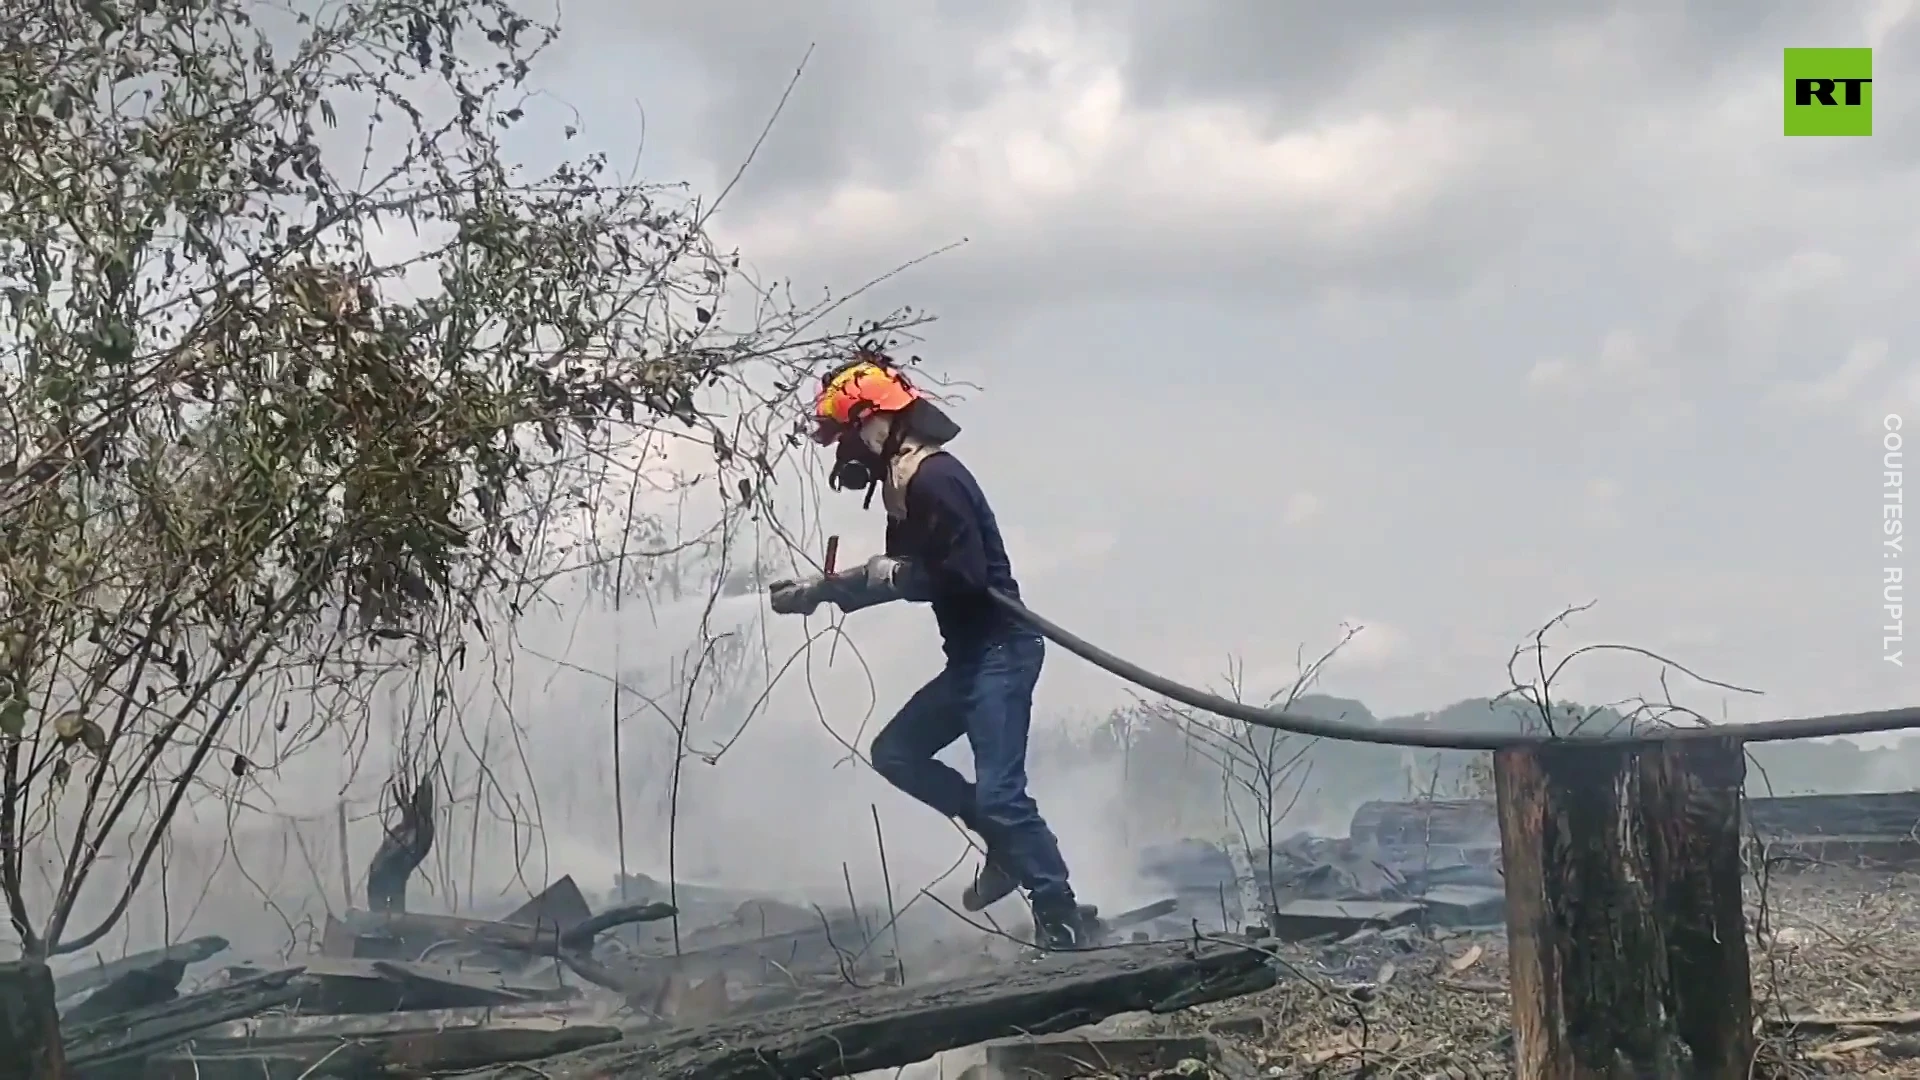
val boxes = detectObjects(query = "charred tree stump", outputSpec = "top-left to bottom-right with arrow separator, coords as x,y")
1,960 -> 68,1078
366,777 -> 435,914
1494,737 -> 1752,1080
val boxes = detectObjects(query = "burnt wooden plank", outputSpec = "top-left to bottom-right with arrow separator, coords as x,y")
59,958 -> 188,1027
51,936 -> 228,1002
320,900 -> 676,966
175,999 -> 598,1045
63,967 -> 305,1074
1353,789 -> 1920,848
1743,790 -> 1920,836
1,960 -> 68,1079
450,938 -> 1276,1080
501,874 -> 594,933
217,957 -> 578,1014
144,1011 -> 619,1080
632,913 -> 870,981
1350,798 -> 1495,847
1494,738 -> 1752,1080
1266,899 -> 1420,941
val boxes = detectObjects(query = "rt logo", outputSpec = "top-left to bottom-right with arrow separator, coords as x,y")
1784,48 -> 1873,136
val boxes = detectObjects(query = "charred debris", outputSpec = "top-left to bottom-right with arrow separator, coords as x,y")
7,785 -> 1919,1079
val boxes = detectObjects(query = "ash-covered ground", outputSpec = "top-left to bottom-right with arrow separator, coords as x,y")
886,864 -> 1920,1080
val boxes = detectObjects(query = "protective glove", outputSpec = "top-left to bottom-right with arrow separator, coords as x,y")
767,577 -> 825,616
770,556 -> 934,617
823,554 -> 935,612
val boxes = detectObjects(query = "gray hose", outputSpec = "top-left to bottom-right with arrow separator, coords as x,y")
987,588 -> 1920,750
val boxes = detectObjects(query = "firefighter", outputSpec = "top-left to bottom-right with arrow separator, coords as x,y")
766,352 -> 1097,949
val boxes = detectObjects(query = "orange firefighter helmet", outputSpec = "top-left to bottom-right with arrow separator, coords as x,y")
810,354 -> 923,445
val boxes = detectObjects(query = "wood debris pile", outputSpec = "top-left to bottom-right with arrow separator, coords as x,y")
5,841 -> 1265,1078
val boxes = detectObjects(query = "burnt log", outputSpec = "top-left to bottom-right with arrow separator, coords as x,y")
216,957 -> 579,1015
449,938 -> 1277,1080
1494,737 -> 1752,1080
59,959 -> 186,1026
0,960 -> 67,1079
63,967 -> 305,1077
321,900 -> 675,967
142,1003 -> 617,1080
320,900 -> 677,1002
51,935 -> 227,1003
365,959 -> 578,1010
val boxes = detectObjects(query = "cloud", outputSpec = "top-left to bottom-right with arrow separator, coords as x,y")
717,60 -> 1488,313
1770,339 -> 1890,408
1582,478 -> 1624,529
1527,357 -> 1575,390
1524,327 -> 1696,437
1284,491 -> 1324,526
1338,619 -> 1408,672
1867,363 -> 1920,433
503,1 -> 1920,728
1527,330 -> 1663,392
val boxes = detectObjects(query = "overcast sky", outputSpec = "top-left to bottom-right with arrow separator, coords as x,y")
516,0 -> 1917,728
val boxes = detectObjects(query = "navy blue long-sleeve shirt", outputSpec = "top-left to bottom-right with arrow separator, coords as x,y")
883,452 -> 1023,656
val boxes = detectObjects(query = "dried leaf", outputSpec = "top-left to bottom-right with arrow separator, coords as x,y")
1814,1035 -> 1884,1057
0,698 -> 26,739
79,720 -> 108,759
1301,1044 -> 1353,1065
52,710 -> 85,742
1449,943 -> 1484,972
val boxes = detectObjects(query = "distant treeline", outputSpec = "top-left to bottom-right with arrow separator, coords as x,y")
1030,695 -> 1920,843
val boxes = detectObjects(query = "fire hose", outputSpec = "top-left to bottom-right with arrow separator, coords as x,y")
985,588 -> 1920,751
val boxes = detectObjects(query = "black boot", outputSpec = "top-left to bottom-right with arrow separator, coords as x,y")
962,854 -> 1019,911
1032,895 -> 1102,951
960,825 -> 1020,912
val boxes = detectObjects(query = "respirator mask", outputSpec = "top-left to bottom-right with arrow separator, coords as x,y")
828,415 -> 901,508
829,437 -> 884,494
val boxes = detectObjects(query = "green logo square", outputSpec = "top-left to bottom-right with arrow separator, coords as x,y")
1785,48 -> 1873,136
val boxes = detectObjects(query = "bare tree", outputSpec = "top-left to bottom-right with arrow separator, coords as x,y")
1496,601 -> 1760,740
0,0 -> 917,960
1141,625 -> 1361,927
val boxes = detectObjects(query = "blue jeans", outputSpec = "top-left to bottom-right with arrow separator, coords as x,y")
870,633 -> 1074,905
